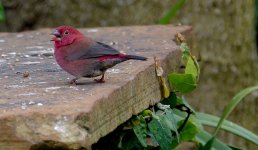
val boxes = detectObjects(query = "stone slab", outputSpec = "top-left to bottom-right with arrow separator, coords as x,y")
0,25 -> 191,149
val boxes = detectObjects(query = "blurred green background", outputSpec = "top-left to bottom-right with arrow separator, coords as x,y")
0,0 -> 257,149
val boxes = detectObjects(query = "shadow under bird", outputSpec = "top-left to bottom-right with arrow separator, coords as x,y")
51,26 -> 147,84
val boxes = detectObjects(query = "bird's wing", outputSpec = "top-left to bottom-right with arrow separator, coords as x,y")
66,41 -> 120,61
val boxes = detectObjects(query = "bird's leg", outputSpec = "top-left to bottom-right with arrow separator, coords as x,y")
94,71 -> 106,83
69,77 -> 79,85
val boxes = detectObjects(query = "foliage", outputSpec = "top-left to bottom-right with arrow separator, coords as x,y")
92,34 -> 258,150
159,0 -> 187,24
0,2 -> 5,23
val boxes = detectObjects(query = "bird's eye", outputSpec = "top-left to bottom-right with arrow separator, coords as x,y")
64,31 -> 69,35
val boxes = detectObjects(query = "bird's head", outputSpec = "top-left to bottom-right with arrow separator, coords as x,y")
51,26 -> 84,48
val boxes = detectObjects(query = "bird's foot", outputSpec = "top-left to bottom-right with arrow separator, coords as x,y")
94,78 -> 105,83
69,78 -> 78,85
94,72 -> 105,83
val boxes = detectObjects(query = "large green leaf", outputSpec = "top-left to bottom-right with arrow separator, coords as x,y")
178,121 -> 199,141
196,112 -> 258,145
214,86 -> 258,136
148,117 -> 172,150
185,57 -> 198,78
133,116 -> 147,147
164,109 -> 179,136
168,73 -> 197,93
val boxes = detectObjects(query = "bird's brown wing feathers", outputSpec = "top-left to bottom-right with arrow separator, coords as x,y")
66,41 -> 120,61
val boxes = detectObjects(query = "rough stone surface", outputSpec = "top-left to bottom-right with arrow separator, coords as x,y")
0,25 -> 191,149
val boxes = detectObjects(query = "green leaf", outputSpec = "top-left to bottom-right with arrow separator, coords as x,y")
159,0 -> 187,24
200,137 -> 215,150
178,120 -> 199,141
170,110 -> 226,149
164,110 -> 179,133
170,119 -> 199,149
159,116 -> 173,140
196,130 -> 231,150
141,110 -> 152,117
0,3 -> 5,23
168,73 -> 197,93
118,130 -> 139,150
181,96 -> 196,114
161,92 -> 177,108
133,116 -> 147,147
148,118 -> 172,150
228,145 -> 243,150
214,86 -> 258,136
147,131 -> 159,147
196,112 -> 258,145
185,57 -> 198,78
180,43 -> 191,63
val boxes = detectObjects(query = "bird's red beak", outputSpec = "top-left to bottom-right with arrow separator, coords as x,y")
50,30 -> 61,41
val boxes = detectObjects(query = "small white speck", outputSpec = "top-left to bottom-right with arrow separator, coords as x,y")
87,29 -> 98,33
54,121 -> 66,133
107,69 -> 120,74
26,46 -> 44,49
37,103 -> 43,106
63,116 -> 68,121
110,42 -> 115,45
21,102 -> 27,109
28,49 -> 54,56
30,81 -> 47,85
16,34 -> 24,38
45,86 -> 61,92
22,55 -> 30,58
21,105 -> 27,109
8,52 -> 16,55
120,51 -> 126,54
69,86 -> 79,90
47,48 -> 54,51
28,101 -> 35,105
0,39 -> 5,43
1,54 -> 7,57
21,61 -> 41,65
19,93 -> 37,96
8,85 -> 27,88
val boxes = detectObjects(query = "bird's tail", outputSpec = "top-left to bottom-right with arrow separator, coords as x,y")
125,55 -> 147,61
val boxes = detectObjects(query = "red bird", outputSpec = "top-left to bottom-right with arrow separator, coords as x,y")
51,26 -> 147,84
